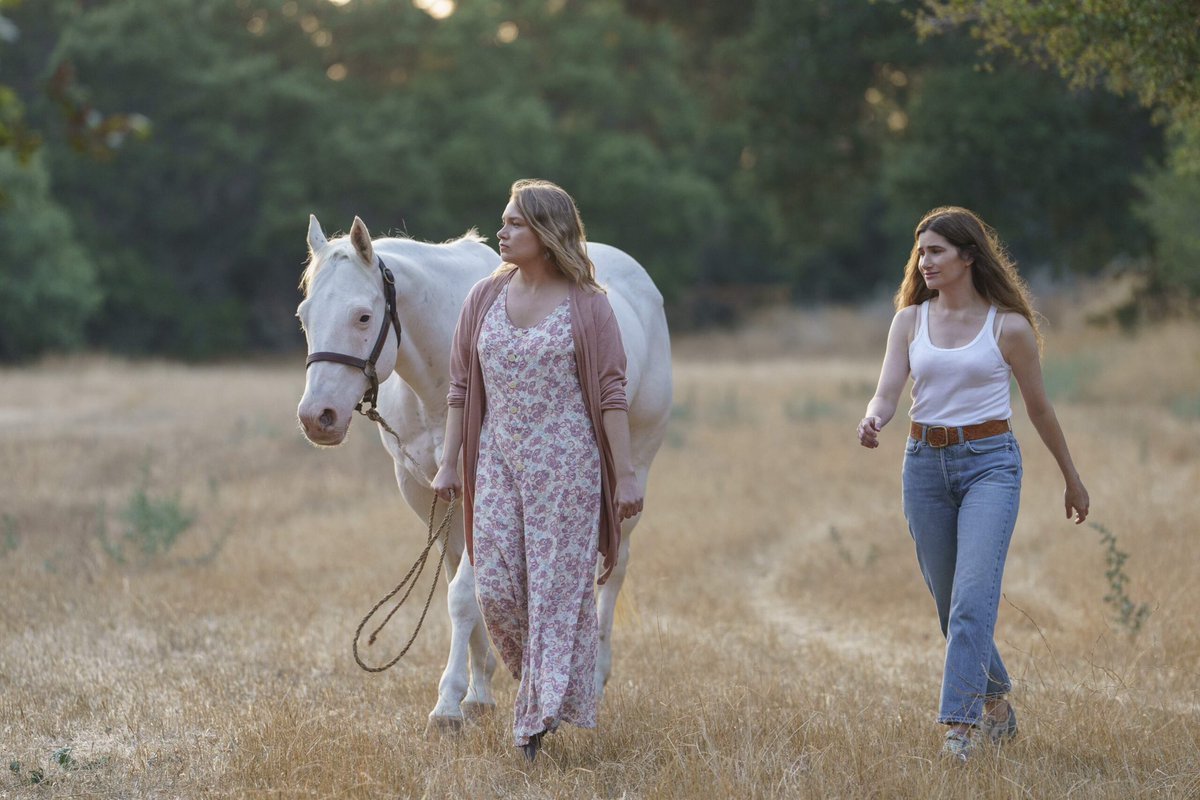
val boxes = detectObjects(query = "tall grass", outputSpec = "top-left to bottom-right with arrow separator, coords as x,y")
1,312 -> 1198,798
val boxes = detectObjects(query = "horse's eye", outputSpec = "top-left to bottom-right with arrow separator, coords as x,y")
359,314 -> 371,324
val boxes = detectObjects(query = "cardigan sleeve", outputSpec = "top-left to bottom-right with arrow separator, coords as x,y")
446,280 -> 486,408
593,293 -> 629,412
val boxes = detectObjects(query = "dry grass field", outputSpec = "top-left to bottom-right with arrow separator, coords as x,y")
2,301 -> 1199,799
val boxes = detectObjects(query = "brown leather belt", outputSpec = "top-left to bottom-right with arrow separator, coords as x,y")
910,419 -> 1011,448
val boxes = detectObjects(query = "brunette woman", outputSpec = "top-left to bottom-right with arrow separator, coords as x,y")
858,206 -> 1089,761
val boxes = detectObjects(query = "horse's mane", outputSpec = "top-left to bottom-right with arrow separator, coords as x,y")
299,228 -> 486,298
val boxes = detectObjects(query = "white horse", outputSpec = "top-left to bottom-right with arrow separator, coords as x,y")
296,215 -> 672,731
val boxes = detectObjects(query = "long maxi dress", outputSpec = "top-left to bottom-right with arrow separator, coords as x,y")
472,283 -> 602,747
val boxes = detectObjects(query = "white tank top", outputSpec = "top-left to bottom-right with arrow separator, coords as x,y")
908,301 -> 1012,427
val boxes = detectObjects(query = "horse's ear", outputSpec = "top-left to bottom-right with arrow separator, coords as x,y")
308,214 -> 328,253
350,216 -> 374,264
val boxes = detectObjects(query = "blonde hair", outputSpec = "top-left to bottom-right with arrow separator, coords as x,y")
496,179 -> 603,293
895,206 -> 1042,349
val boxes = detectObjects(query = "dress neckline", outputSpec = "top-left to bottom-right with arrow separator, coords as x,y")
502,283 -> 569,331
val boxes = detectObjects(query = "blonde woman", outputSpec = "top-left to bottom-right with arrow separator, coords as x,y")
858,206 -> 1089,761
432,179 -> 641,761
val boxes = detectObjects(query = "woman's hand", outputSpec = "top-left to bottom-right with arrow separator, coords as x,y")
1065,477 -> 1090,524
614,476 -> 643,521
858,416 -> 883,449
431,463 -> 461,504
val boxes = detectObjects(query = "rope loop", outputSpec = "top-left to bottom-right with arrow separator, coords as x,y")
352,491 -> 457,673
350,402 -> 456,673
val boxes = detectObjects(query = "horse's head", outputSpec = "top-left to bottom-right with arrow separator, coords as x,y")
296,214 -> 400,446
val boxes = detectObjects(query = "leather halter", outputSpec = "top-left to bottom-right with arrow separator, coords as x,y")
305,255 -> 402,414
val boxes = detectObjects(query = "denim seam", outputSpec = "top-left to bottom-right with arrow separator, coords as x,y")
937,447 -> 954,504
975,453 -> 1019,705
986,464 -> 1019,698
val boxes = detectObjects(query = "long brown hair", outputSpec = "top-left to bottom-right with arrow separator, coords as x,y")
496,179 -> 604,293
894,206 -> 1042,349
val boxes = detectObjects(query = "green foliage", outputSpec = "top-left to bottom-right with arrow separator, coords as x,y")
729,0 -> 924,297
120,485 -> 194,557
1090,522 -> 1151,635
15,0 -> 726,351
1136,149 -> 1200,296
1,2 -> 40,169
0,85 -> 41,168
881,63 -> 1157,273
0,150 -> 101,360
917,0 -> 1200,171
52,747 -> 74,770
0,0 -> 1178,354
100,465 -> 195,564
917,0 -> 1200,300
8,748 -> 108,787
1,513 -> 17,557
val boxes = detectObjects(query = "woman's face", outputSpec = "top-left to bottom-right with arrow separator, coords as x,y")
497,200 -> 543,267
917,229 -> 972,292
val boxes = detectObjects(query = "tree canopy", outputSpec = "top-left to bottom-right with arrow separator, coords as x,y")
918,0 -> 1200,171
0,0 -> 1188,359
917,0 -> 1200,304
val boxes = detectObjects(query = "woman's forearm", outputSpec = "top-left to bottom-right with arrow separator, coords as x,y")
864,396 -> 899,427
601,408 -> 636,480
440,405 -> 465,470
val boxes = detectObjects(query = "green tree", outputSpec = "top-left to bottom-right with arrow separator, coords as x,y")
917,1 -> 1200,171
0,0 -> 40,168
724,0 -> 947,297
0,150 -> 100,359
1137,141 -> 1200,297
917,1 -> 1200,295
880,63 -> 1158,273
33,0 -> 724,353
42,0 -> 345,354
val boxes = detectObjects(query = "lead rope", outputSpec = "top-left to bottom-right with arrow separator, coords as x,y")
351,404 -> 458,673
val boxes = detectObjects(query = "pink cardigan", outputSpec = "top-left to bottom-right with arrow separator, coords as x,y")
447,270 -> 629,584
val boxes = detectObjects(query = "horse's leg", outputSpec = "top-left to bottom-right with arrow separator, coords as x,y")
424,514 -> 496,733
392,469 -> 474,735
594,517 -> 634,701
455,556 -> 497,720
424,564 -> 468,733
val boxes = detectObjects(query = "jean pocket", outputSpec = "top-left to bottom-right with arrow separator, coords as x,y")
905,437 -> 920,455
965,434 -> 1012,455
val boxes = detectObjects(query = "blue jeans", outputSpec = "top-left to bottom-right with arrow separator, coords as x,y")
902,430 -> 1022,725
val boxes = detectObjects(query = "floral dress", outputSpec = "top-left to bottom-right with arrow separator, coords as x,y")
473,283 -> 602,747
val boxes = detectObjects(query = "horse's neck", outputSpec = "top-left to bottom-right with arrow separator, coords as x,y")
381,242 -> 482,415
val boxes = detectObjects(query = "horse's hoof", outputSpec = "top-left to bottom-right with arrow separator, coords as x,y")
424,715 -> 464,737
461,701 -> 495,721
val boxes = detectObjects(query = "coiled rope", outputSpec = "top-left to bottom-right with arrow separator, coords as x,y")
351,405 -> 458,673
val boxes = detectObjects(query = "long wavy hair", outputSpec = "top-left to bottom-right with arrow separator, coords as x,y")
496,179 -> 603,293
895,206 -> 1042,349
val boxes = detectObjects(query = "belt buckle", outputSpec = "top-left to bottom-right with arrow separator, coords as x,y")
926,425 -> 950,448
